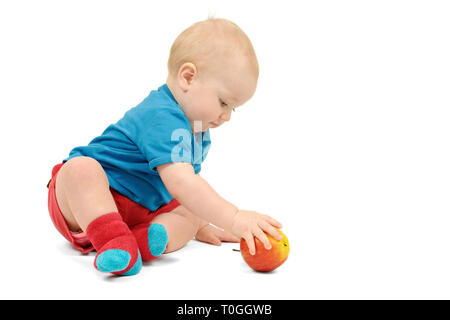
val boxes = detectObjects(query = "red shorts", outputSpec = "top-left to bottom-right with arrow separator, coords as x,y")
47,162 -> 180,254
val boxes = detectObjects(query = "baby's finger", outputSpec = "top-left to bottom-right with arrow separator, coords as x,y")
259,220 -> 283,241
210,236 -> 222,246
243,233 -> 256,255
263,215 -> 283,229
253,228 -> 272,251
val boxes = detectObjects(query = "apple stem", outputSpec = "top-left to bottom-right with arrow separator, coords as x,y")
232,249 -> 241,252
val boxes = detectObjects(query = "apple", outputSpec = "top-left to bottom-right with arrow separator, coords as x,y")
240,229 -> 289,272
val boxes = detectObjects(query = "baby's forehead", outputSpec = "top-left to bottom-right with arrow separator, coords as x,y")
215,69 -> 257,106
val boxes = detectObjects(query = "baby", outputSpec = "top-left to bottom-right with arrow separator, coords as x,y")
47,18 -> 283,276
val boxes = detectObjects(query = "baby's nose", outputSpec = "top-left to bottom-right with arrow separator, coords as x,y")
219,111 -> 232,122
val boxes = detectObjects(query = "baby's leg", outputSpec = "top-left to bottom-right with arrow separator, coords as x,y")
55,156 -> 141,275
130,205 -> 200,261
55,156 -> 118,231
151,205 -> 201,253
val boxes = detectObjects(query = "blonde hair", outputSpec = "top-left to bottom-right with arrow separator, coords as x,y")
167,18 -> 259,79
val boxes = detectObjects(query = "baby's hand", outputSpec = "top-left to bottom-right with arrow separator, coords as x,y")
195,223 -> 240,245
230,210 -> 283,255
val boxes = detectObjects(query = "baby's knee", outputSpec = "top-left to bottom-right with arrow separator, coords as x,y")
60,156 -> 107,185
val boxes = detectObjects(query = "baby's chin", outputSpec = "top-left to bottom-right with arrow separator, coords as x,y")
208,121 -> 220,129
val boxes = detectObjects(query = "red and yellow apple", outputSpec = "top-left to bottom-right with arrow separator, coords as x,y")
240,229 -> 289,272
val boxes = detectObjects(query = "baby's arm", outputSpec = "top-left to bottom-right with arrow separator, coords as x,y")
157,162 -> 283,254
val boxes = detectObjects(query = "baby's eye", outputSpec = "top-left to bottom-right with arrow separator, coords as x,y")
232,108 -> 236,112
219,99 -> 235,112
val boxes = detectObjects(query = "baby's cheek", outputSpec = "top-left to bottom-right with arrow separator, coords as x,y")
199,108 -> 218,122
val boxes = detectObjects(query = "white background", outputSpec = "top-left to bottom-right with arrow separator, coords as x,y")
0,0 -> 449,299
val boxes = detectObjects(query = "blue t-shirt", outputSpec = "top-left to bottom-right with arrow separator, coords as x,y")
64,84 -> 211,211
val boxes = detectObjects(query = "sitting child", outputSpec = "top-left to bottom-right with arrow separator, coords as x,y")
47,17 -> 283,276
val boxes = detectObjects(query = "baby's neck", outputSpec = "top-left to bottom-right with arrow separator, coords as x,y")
166,77 -> 180,105
166,77 -> 195,135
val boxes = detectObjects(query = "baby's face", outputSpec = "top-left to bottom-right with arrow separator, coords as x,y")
175,56 -> 257,132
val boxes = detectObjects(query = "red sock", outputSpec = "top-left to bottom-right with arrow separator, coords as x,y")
86,212 -> 142,276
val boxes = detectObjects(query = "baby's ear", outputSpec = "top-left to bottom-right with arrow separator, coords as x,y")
178,62 -> 197,88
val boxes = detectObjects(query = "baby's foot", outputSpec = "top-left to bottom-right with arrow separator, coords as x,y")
131,223 -> 168,261
94,236 -> 142,276
86,212 -> 142,276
